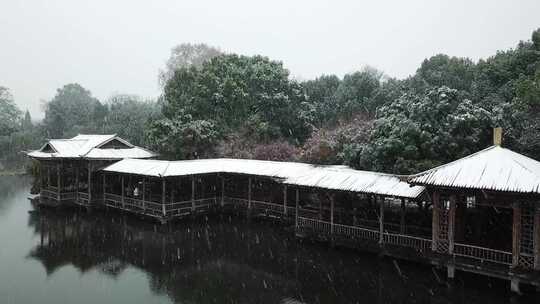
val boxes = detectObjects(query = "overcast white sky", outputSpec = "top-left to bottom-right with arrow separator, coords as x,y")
1,0 -> 539,119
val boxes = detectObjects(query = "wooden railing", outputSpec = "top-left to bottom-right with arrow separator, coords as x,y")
40,189 -> 58,200
298,216 -> 332,235
164,198 -> 218,215
453,243 -> 512,266
59,192 -> 77,201
103,193 -> 162,216
223,197 -> 249,208
77,192 -> 90,206
383,232 -> 432,252
334,221 -> 379,241
251,200 -> 285,213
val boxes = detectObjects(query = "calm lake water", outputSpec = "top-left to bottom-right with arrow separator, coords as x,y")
0,175 -> 538,303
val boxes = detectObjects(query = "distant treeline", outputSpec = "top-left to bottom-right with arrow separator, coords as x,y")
1,29 -> 539,174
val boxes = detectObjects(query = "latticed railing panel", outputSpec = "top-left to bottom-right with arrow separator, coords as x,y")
454,242 -> 512,265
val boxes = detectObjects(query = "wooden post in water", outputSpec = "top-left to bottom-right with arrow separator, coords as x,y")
432,191 -> 440,252
400,198 -> 406,234
283,185 -> 288,217
512,201 -> 522,268
295,188 -> 299,231
534,205 -> 540,270
379,196 -> 384,245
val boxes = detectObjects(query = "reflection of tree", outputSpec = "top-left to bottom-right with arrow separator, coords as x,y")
24,209 -> 504,304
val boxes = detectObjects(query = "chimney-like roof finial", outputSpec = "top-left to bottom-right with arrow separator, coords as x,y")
493,127 -> 502,146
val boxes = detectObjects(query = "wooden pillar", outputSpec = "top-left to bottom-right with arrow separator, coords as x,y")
220,177 -> 225,207
330,193 -> 335,235
283,185 -> 288,216
295,188 -> 299,230
121,175 -> 125,208
432,191 -> 440,252
534,205 -> 540,270
102,174 -> 106,202
448,194 -> 456,254
379,196 -> 384,245
512,201 -> 521,268
142,177 -> 146,211
191,176 -> 196,212
248,177 -> 252,210
87,162 -> 92,205
318,191 -> 323,220
162,178 -> 166,216
400,198 -> 406,234
56,162 -> 61,199
46,165 -> 50,188
75,166 -> 79,202
170,178 -> 174,205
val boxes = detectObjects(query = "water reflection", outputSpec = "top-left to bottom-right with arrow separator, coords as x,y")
24,204 -> 538,304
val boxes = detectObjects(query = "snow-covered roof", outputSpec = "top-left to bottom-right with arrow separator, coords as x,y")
102,158 -> 425,199
26,134 -> 156,160
409,145 -> 540,194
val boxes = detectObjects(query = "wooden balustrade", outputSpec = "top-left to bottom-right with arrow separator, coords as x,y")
383,232 -> 432,252
454,242 -> 513,266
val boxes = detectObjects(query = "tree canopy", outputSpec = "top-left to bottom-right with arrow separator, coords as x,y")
148,54 -> 313,159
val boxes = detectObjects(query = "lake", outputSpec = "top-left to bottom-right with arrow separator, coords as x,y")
0,175 -> 537,303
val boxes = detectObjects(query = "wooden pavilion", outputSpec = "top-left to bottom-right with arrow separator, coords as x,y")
27,134 -> 156,207
409,129 -> 540,292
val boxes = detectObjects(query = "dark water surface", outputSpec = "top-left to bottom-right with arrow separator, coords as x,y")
0,176 -> 538,303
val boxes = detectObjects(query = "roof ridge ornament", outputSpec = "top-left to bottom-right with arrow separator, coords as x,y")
493,127 -> 502,146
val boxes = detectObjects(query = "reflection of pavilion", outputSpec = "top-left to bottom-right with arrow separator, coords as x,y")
26,209 -> 460,304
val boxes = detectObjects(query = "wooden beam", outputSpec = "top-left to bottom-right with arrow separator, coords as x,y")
379,196 -> 384,245
534,205 -> 540,270
432,191 -> 440,252
448,194 -> 456,254
512,202 -> 521,268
